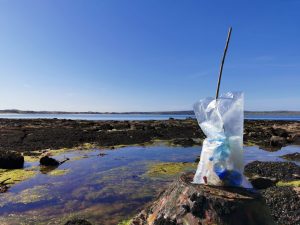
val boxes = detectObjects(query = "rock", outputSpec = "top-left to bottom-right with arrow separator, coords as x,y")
0,184 -> 8,193
64,218 -> 92,225
248,132 -> 257,137
130,172 -> 275,225
40,156 -> 59,167
280,152 -> 300,162
271,127 -> 289,138
270,136 -> 286,147
0,151 -> 24,169
290,134 -> 300,144
98,153 -> 107,157
244,161 -> 300,181
0,178 -> 10,193
249,177 -> 276,189
261,186 -> 300,225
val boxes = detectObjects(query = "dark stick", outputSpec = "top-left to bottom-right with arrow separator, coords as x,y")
215,27 -> 232,99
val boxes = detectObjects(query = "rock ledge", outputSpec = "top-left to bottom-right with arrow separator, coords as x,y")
130,172 -> 275,225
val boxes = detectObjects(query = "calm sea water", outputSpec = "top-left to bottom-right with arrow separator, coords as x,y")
0,113 -> 299,121
0,144 -> 299,225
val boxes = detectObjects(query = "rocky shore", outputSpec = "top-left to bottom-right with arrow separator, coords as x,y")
0,118 -> 299,154
0,118 -> 299,224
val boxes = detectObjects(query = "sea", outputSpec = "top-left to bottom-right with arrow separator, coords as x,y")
0,113 -> 299,121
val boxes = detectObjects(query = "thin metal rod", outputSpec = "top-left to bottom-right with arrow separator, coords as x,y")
215,27 -> 232,99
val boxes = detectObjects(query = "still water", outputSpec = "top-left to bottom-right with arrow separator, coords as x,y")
0,144 -> 299,225
0,113 -> 299,121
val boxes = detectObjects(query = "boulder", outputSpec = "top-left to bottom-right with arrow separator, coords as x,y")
270,136 -> 286,147
0,151 -> 24,169
40,156 -> 60,167
130,172 -> 275,225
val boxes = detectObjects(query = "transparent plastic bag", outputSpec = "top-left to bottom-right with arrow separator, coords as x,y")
193,92 -> 251,188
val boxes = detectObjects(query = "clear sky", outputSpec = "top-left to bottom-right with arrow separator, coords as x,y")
0,0 -> 299,112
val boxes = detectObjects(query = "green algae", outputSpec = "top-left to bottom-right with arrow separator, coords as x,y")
15,185 -> 54,204
276,180 -> 300,187
144,162 -> 197,178
48,169 -> 70,176
81,142 -> 97,149
118,219 -> 132,225
0,185 -> 55,207
24,155 -> 40,162
244,141 -> 257,146
0,168 -> 37,185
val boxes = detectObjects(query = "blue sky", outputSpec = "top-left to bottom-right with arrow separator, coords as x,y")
0,0 -> 299,112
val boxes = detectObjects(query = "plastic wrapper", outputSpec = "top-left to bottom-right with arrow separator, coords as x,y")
193,92 -> 251,188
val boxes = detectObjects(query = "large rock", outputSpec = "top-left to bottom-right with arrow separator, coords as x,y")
130,172 -> 275,225
0,151 -> 24,169
40,156 -> 60,167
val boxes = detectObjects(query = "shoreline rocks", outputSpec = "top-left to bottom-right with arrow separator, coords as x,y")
0,119 -> 298,153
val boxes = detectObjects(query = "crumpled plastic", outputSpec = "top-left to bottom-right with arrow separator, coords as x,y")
193,92 -> 251,188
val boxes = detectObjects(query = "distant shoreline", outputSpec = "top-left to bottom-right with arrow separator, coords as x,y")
0,109 -> 300,115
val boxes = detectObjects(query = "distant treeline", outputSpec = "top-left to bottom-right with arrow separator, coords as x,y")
0,109 -> 300,115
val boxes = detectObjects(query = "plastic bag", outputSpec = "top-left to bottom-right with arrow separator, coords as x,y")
193,92 -> 251,188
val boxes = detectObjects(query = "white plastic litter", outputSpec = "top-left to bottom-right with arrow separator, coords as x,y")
193,92 -> 251,188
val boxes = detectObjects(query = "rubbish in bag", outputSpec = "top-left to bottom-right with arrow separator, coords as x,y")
192,27 -> 250,187
193,92 -> 251,188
